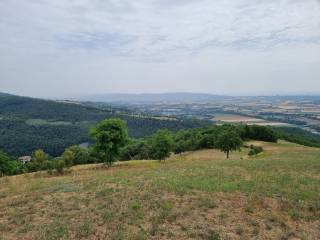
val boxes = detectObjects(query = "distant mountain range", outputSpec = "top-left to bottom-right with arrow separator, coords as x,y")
73,92 -> 320,104
75,92 -> 228,104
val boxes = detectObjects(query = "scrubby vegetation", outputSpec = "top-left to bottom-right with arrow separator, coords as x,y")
248,145 -> 264,156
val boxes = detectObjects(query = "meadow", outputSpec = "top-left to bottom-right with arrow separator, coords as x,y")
0,141 -> 319,239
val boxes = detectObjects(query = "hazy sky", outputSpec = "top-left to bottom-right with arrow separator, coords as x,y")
1,0 -> 320,98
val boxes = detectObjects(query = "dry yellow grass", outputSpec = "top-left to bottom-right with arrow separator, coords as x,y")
0,141 -> 319,239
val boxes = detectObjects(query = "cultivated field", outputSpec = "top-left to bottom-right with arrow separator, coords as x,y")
0,141 -> 319,239
213,114 -> 290,126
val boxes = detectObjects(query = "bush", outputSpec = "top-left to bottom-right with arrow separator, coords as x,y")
53,158 -> 66,174
248,145 -> 263,156
61,149 -> 75,168
0,151 -> 25,176
173,129 -> 202,154
119,139 -> 152,161
149,129 -> 174,161
26,149 -> 50,172
67,145 -> 91,165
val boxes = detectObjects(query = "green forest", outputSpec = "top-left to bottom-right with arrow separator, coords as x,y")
0,119 -> 278,176
0,93 -> 208,156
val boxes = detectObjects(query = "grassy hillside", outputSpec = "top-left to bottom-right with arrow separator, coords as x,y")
0,141 -> 319,239
0,93 -> 208,156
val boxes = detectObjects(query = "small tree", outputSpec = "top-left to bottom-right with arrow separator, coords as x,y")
61,149 -> 75,168
67,145 -> 90,165
90,118 -> 128,167
53,158 -> 66,175
150,129 -> 174,161
216,130 -> 242,159
0,151 -> 24,176
28,149 -> 49,172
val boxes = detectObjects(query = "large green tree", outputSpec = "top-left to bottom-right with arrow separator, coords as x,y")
90,118 -> 128,167
216,130 -> 243,159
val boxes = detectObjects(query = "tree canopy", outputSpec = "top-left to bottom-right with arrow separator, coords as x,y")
149,129 -> 174,161
0,151 -> 24,176
90,118 -> 128,167
216,130 -> 243,159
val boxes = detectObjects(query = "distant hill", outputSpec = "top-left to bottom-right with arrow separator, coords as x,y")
0,92 -> 114,121
76,92 -> 320,104
0,93 -> 208,156
76,92 -> 227,104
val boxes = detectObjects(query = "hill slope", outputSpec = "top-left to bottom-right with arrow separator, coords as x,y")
0,93 -> 208,156
1,141 -> 319,239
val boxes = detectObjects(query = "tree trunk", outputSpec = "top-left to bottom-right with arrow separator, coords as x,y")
227,150 -> 229,159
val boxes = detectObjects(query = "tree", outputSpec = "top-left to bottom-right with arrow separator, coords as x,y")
0,151 -> 24,176
53,158 -> 66,175
150,129 -> 174,161
173,129 -> 202,154
27,149 -> 50,172
90,118 -> 128,167
241,125 -> 278,142
119,139 -> 150,161
216,130 -> 242,159
61,149 -> 75,168
67,145 -> 90,165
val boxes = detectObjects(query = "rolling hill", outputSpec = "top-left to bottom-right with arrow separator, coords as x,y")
0,140 -> 319,239
0,93 -> 208,157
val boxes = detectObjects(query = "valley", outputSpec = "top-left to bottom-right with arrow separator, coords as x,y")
95,94 -> 320,135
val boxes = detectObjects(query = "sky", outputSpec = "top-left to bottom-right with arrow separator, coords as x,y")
0,0 -> 320,98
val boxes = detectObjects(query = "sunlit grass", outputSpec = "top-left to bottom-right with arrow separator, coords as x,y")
0,141 -> 319,239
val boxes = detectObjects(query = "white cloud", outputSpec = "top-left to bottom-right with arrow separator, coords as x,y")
0,0 -> 319,96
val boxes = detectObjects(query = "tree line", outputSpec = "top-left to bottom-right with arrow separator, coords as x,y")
1,118 -> 278,176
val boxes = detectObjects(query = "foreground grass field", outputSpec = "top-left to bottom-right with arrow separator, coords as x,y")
0,141 -> 319,239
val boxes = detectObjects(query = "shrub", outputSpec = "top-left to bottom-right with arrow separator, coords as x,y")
53,158 -> 66,174
0,151 -> 25,176
66,145 -> 91,165
119,139 -> 152,161
26,149 -> 50,172
149,129 -> 174,161
61,149 -> 75,168
248,145 -> 263,156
